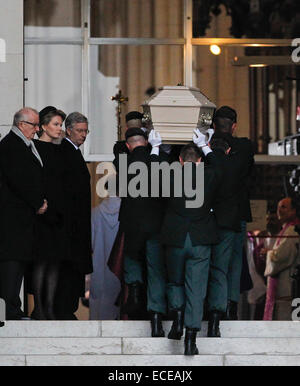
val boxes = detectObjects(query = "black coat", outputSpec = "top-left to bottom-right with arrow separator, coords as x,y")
113,140 -> 153,172
118,146 -> 166,255
212,133 -> 254,222
161,163 -> 220,248
33,140 -> 67,261
0,131 -> 45,262
59,138 -> 93,274
206,150 -> 241,232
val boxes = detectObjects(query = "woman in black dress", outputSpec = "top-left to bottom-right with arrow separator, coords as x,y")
31,106 -> 67,320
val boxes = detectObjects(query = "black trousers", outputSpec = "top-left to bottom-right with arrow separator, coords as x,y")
54,262 -> 85,320
0,261 -> 26,320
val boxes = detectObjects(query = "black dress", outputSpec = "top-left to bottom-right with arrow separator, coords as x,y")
33,140 -> 67,262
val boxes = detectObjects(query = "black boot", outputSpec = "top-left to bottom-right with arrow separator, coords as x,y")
184,328 -> 199,356
207,311 -> 222,337
123,282 -> 143,316
150,312 -> 165,337
226,300 -> 238,320
168,309 -> 184,340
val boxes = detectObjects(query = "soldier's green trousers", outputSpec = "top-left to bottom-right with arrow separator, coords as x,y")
124,234 -> 166,314
165,233 -> 211,330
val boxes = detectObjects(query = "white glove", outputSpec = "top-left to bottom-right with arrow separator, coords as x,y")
148,129 -> 162,148
193,129 -> 206,148
207,128 -> 214,143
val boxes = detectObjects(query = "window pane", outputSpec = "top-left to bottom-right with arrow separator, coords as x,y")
192,45 -> 250,138
89,44 -> 184,156
91,0 -> 184,38
24,1 -> 82,113
24,44 -> 82,115
24,0 -> 81,29
192,2 -> 299,39
193,45 -> 299,154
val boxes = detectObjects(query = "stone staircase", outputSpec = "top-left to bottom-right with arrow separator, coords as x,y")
1,321 -> 300,366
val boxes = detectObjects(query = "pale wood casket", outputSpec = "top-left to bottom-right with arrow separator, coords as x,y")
142,85 -> 216,144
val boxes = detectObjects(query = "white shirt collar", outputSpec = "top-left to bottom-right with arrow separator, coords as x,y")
65,137 -> 79,150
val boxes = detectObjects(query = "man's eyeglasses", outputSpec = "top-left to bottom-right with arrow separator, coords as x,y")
74,129 -> 90,134
21,121 -> 40,128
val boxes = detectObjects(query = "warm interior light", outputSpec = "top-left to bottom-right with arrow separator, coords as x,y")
249,64 -> 268,67
210,44 -> 221,55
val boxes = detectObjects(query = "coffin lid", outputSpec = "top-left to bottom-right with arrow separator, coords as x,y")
144,85 -> 216,108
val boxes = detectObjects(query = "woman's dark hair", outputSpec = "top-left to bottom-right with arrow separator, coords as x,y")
38,106 -> 66,137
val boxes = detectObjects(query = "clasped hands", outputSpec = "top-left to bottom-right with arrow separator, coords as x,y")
37,199 -> 48,215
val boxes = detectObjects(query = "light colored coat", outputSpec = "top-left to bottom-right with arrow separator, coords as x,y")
265,224 -> 299,299
89,197 -> 121,320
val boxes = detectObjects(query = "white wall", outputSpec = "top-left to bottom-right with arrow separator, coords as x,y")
24,27 -> 82,115
0,0 -> 23,139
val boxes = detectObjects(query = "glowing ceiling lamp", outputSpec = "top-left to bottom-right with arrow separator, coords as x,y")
210,44 -> 221,55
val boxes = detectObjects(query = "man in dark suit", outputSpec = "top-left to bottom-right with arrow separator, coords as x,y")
210,106 -> 254,321
55,112 -> 93,320
119,127 -> 167,336
0,108 -> 48,320
113,111 -> 144,171
161,140 -> 219,355
199,138 -> 242,336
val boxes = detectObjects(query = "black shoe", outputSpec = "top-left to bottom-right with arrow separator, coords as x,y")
184,328 -> 199,356
45,307 -> 57,321
207,311 -> 222,337
30,309 -> 47,321
226,300 -> 238,321
0,322 -> 4,327
123,282 -> 143,316
168,309 -> 184,340
150,312 -> 165,337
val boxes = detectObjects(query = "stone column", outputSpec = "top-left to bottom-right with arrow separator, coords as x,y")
0,0 -> 23,139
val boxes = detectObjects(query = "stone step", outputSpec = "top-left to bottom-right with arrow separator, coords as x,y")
24,355 -> 224,367
3,354 -> 300,367
3,354 -> 300,366
0,337 -> 122,355
102,320 -> 300,338
0,321 -> 101,338
1,336 -> 300,356
122,337 -> 300,356
1,320 -> 300,338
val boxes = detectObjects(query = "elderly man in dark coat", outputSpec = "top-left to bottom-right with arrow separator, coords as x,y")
54,112 -> 93,320
0,107 -> 47,320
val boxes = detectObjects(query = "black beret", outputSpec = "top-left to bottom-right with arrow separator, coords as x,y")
214,106 -> 237,123
125,127 -> 148,141
125,111 -> 144,122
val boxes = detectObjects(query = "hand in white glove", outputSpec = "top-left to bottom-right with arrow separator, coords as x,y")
193,129 -> 206,148
207,128 -> 214,143
149,129 -> 162,148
